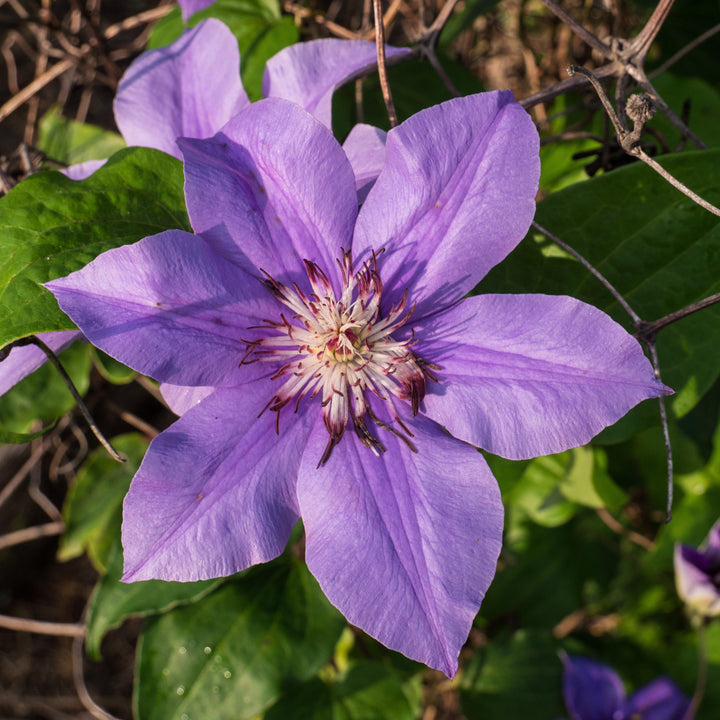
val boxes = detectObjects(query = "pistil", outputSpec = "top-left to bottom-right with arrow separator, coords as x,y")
243,250 -> 438,464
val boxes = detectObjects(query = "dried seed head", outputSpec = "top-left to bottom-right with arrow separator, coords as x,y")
626,93 -> 656,126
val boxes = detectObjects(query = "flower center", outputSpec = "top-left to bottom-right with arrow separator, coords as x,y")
242,251 -> 438,465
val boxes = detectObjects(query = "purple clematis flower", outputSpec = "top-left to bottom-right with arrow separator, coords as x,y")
45,93 -> 667,675
0,20 -> 406,405
675,519 -> 720,618
559,654 -> 691,720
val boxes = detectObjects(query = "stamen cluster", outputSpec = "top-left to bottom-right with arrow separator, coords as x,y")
243,251 -> 437,464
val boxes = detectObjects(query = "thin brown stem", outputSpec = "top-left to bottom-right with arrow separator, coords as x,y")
72,630 -> 121,720
596,507 -> 655,551
531,221 -> 641,323
103,5 -> 174,39
20,336 -> 125,462
0,520 -> 64,551
0,441 -> 47,510
0,56 -> 73,124
538,0 -> 612,57
627,0 -> 676,59
567,65 -> 625,137
425,49 -> 461,97
647,343 -> 673,522
0,613 -> 84,637
636,293 -> 720,341
635,149 -> 720,216
567,65 -> 718,215
373,0 -> 397,127
520,63 -> 619,109
426,0 -> 461,36
650,23 -> 720,78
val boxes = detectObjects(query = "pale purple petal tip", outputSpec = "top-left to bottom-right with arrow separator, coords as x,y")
0,331 -> 82,397
342,123 -> 387,204
420,294 -> 668,459
298,410 -> 503,677
114,18 -> 249,158
561,655 -> 625,720
122,382 -> 311,582
177,0 -> 215,22
61,159 -> 108,181
262,39 -> 411,128
354,91 -> 540,317
160,383 -> 214,416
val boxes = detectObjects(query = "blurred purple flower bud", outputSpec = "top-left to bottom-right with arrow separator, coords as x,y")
675,520 -> 720,618
560,654 -> 691,720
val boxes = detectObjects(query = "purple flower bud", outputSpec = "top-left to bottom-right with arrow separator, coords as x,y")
675,520 -> 720,618
560,654 -> 691,720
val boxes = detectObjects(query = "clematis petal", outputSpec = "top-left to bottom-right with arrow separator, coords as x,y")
0,331 -> 82,397
262,40 -> 410,129
160,383 -> 215,416
624,677 -> 691,720
354,91 -> 539,318
114,19 -> 249,159
561,655 -> 625,720
342,124 -> 387,204
122,380 -> 313,582
181,98 -> 357,286
418,294 -> 668,459
674,543 -> 720,617
297,409 -> 503,677
177,0 -> 215,21
45,230 -> 275,388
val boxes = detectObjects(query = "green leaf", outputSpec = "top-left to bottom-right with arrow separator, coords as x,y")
460,631 -> 565,720
135,558 -> 345,720
0,420 -> 56,443
86,538 -> 222,660
59,433 -> 148,571
264,662 -> 419,720
147,0 -> 296,101
506,451 -> 579,527
480,149 -> 720,433
240,15 -> 299,102
0,147 -> 189,350
539,137 -> 598,194
559,446 -> 629,510
37,106 -> 125,165
0,341 -> 92,433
